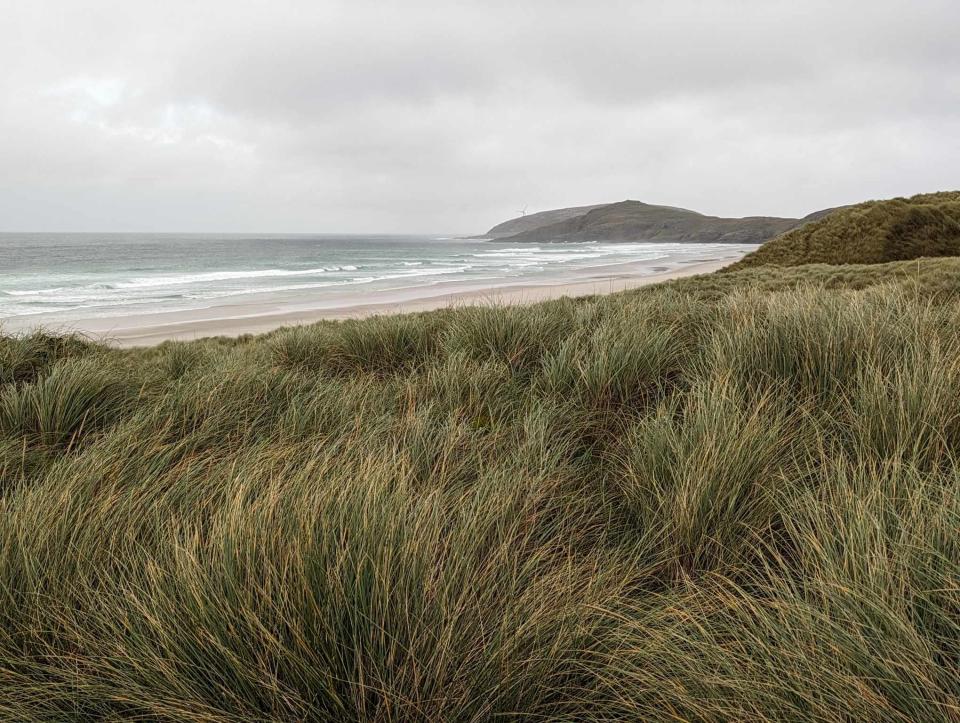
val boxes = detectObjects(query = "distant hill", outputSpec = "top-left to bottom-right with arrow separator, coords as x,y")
483,205 -> 608,239
483,200 -> 815,244
727,192 -> 960,270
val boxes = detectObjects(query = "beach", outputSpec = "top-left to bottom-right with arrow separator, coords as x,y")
6,254 -> 741,346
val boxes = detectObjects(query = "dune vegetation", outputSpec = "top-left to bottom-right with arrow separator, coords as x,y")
1,257 -> 959,720
729,191 -> 960,270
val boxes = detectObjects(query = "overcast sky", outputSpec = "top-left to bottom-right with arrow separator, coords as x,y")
2,0 -> 958,233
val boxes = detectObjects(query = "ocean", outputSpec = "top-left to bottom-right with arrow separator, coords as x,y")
0,233 -> 744,330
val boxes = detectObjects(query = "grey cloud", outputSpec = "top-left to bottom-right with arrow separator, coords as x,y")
1,0 -> 958,232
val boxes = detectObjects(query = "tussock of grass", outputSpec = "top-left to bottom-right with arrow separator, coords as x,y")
442,302 -> 577,373
612,379 -> 796,580
0,357 -> 135,448
1,259 -> 959,720
271,313 -> 442,376
0,330 -> 93,385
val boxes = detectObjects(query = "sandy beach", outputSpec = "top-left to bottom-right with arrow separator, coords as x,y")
5,253 -> 745,347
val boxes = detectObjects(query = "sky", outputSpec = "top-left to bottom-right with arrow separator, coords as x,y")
1,0 -> 958,233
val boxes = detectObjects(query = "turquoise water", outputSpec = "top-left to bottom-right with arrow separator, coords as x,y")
0,233 -> 739,325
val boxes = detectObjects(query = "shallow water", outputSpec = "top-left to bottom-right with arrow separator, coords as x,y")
0,233 -> 749,327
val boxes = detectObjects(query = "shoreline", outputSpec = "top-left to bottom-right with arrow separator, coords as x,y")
8,256 -> 741,347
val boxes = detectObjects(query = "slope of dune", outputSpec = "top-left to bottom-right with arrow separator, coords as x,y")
728,191 -> 960,270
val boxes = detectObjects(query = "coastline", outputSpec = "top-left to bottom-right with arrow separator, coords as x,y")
7,254 -> 743,347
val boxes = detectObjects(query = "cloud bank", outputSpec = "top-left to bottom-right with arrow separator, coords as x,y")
2,0 -> 958,232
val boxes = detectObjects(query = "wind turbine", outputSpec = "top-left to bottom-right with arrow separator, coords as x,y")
518,205 -> 528,217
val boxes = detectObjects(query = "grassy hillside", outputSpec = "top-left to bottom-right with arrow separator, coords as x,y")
729,191 -> 960,270
489,200 -> 805,243
2,259 -> 960,720
482,204 -> 608,238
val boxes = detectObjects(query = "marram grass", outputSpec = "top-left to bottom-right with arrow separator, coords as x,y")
0,258 -> 958,721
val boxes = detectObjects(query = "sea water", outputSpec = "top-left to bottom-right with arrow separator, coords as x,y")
0,233 -> 742,327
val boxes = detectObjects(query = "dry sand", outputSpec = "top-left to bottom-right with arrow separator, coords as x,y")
12,255 -> 740,347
